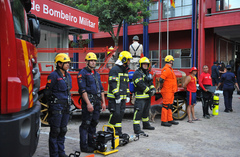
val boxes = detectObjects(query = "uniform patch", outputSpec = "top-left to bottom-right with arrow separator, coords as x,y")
78,74 -> 82,78
47,79 -> 51,83
57,78 -> 63,80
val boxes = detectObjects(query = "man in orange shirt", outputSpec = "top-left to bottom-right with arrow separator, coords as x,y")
159,55 -> 179,127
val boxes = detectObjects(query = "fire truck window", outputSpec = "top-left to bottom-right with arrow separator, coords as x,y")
11,0 -> 29,39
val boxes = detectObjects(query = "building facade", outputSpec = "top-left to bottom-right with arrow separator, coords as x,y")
84,0 -> 240,75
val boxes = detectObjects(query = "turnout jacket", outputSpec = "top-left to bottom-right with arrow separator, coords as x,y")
107,65 -> 130,99
133,68 -> 155,99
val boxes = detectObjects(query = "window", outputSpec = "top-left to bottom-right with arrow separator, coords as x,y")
11,0 -> 30,40
163,0 -> 192,18
149,50 -> 159,68
216,0 -> 240,11
149,1 -> 159,20
161,49 -> 191,68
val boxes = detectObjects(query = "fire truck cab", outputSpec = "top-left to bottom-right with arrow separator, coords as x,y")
0,0 -> 41,156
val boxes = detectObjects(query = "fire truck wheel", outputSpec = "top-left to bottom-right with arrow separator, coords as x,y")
39,99 -> 49,126
172,96 -> 187,120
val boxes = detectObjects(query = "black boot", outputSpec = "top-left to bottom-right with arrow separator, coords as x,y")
142,122 -> 155,130
81,147 -> 94,153
59,153 -> 68,157
133,124 -> 144,134
115,127 -> 123,138
168,120 -> 179,125
161,122 -> 172,127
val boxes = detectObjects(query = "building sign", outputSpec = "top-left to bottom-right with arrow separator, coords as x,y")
31,0 -> 98,33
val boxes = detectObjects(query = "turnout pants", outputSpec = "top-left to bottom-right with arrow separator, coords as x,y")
48,103 -> 70,157
133,98 -> 151,130
108,99 -> 126,133
80,101 -> 101,150
161,92 -> 174,122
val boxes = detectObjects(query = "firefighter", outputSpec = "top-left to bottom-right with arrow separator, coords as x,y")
77,52 -> 106,153
107,51 -> 132,137
132,57 -> 156,134
129,35 -> 143,70
107,46 -> 115,69
159,55 -> 179,127
44,53 -> 72,157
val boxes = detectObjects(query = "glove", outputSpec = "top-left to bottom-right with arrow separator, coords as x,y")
150,89 -> 156,96
126,97 -> 130,103
115,98 -> 122,104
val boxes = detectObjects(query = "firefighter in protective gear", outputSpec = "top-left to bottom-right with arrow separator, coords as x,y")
159,55 -> 179,127
107,46 -> 115,69
44,53 -> 72,157
78,52 -> 106,153
107,51 -> 132,137
132,57 -> 156,134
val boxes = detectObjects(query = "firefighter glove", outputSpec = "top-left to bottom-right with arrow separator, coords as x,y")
126,97 -> 130,103
149,89 -> 156,96
116,98 -> 122,104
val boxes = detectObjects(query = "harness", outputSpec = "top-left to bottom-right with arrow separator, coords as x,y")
131,44 -> 140,57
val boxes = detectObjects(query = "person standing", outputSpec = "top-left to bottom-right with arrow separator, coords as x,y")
237,64 -> 240,95
216,65 -> 240,112
44,53 -> 72,157
159,55 -> 179,127
107,46 -> 115,69
132,57 -> 156,134
211,61 -> 220,86
129,35 -> 143,70
199,65 -> 213,119
77,52 -> 106,153
183,67 -> 200,123
107,51 -> 132,137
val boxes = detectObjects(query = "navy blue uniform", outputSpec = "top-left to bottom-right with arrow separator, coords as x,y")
77,67 -> 104,150
220,71 -> 237,112
211,64 -> 220,86
45,70 -> 72,157
237,67 -> 240,94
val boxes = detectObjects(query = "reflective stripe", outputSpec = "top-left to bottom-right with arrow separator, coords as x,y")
135,94 -> 149,98
109,76 -> 119,81
127,89 -> 130,93
144,87 -> 150,93
115,123 -> 122,127
142,117 -> 149,122
150,85 -> 155,89
108,113 -> 113,125
107,93 -> 115,98
133,120 -> 140,124
112,88 -> 118,94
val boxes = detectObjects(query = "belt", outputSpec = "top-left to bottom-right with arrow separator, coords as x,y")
51,99 -> 68,104
132,56 -> 140,58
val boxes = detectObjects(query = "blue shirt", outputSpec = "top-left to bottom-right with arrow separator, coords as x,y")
46,70 -> 72,100
220,71 -> 236,90
77,67 -> 104,95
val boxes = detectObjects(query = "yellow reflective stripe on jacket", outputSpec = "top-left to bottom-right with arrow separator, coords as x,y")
134,77 -> 143,84
150,85 -> 155,89
109,76 -> 119,81
107,93 -> 127,99
144,87 -> 150,93
127,89 -> 130,93
112,88 -> 118,94
142,117 -> 149,122
135,94 -> 149,98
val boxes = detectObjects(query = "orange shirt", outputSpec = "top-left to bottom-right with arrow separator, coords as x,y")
160,64 -> 177,93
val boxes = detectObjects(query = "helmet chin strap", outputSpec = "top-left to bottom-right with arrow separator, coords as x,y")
87,61 -> 95,69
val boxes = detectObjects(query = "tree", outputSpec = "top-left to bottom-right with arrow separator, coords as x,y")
76,0 -> 152,49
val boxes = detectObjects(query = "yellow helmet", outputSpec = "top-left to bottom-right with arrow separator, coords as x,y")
85,52 -> 97,61
119,51 -> 132,63
107,47 -> 114,55
165,55 -> 174,62
54,53 -> 71,64
139,57 -> 150,68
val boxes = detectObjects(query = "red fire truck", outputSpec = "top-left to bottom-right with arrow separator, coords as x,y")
38,47 -> 188,126
0,0 -> 41,156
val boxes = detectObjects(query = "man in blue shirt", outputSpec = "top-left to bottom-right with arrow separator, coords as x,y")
217,65 -> 239,112
211,61 -> 220,86
77,52 -> 106,153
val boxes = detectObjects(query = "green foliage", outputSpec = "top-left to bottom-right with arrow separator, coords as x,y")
76,0 -> 152,47
70,35 -> 90,48
56,0 -> 152,48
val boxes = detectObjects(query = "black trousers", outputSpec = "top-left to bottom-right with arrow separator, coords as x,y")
202,91 -> 212,116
